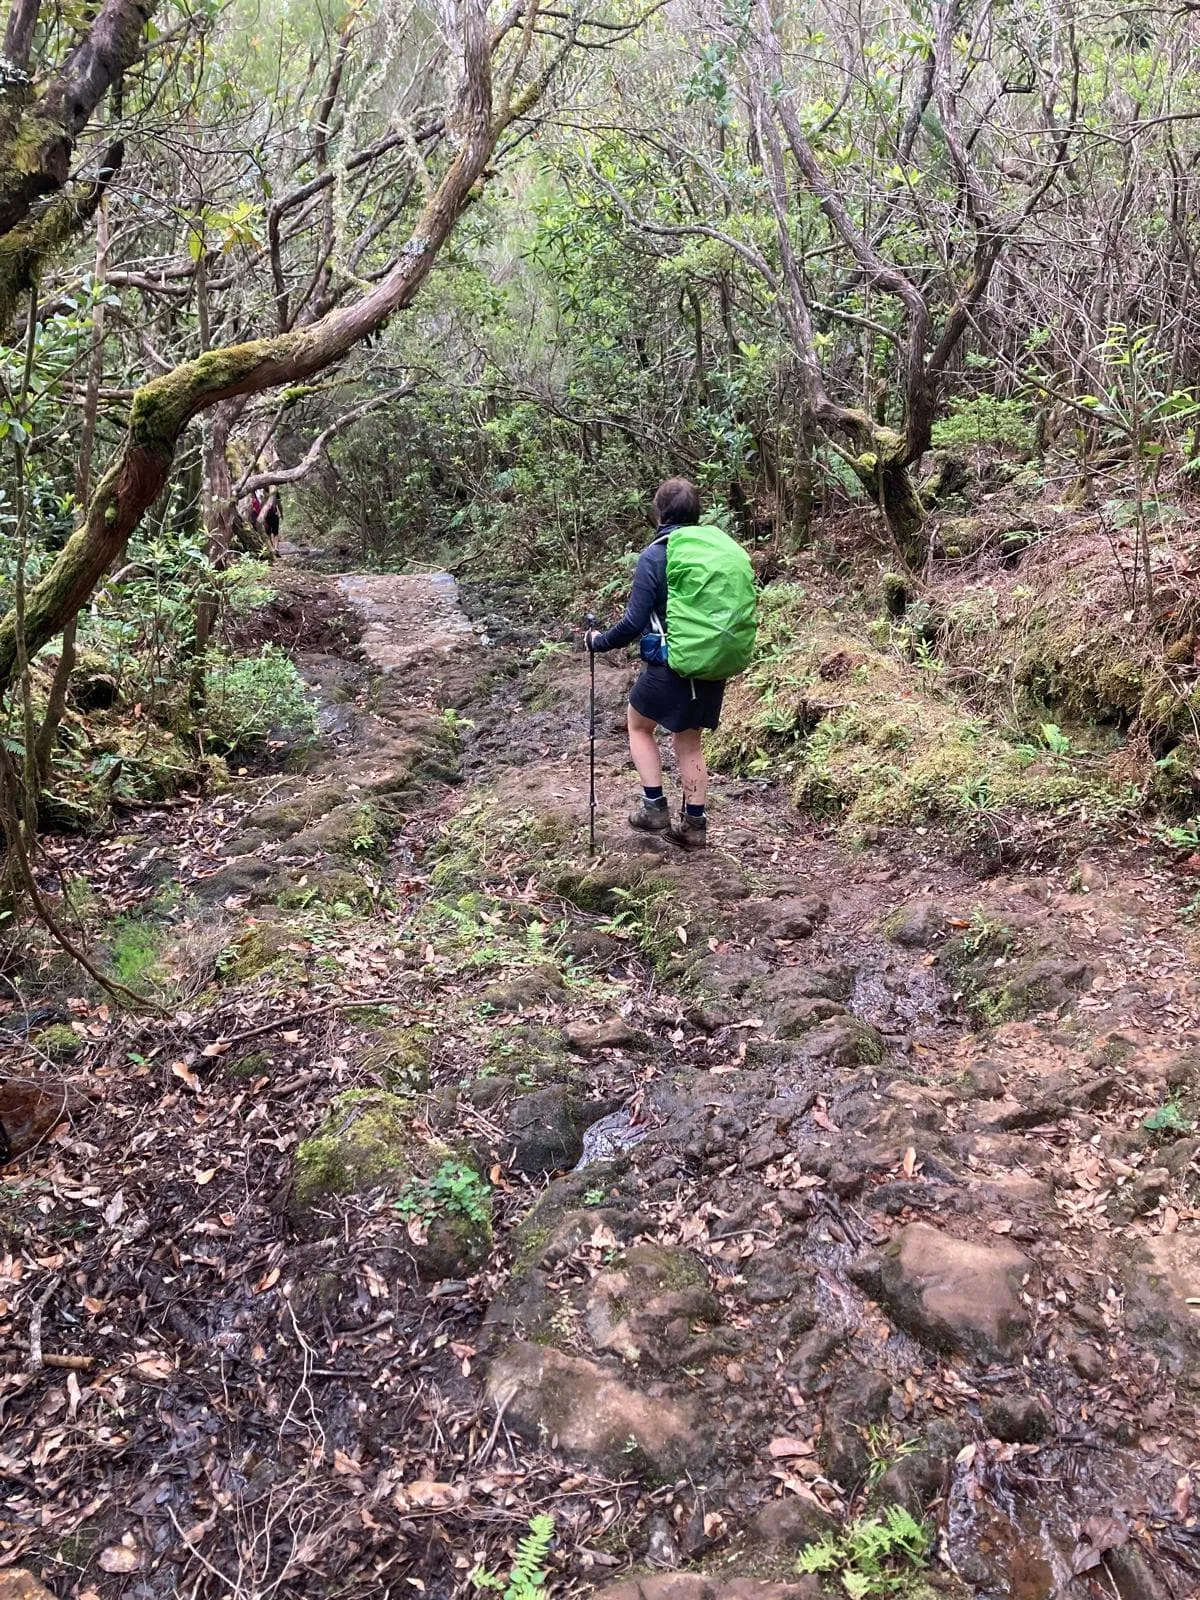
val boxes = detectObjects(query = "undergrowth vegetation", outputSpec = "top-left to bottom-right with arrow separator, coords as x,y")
709,565 -> 1163,841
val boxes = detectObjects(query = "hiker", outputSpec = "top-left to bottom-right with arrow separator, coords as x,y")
586,476 -> 756,850
248,489 -> 281,556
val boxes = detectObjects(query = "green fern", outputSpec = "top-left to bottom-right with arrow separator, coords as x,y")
796,1506 -> 931,1595
472,1513 -> 555,1600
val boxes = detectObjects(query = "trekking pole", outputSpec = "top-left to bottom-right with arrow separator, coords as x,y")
586,613 -> 597,858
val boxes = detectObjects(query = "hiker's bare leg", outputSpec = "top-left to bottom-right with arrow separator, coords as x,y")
673,728 -> 707,808
627,705 -> 663,788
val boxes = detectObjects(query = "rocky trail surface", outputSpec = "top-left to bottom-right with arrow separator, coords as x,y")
2,569 -> 1200,1600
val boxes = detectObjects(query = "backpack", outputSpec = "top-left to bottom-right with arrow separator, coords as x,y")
647,525 -> 758,681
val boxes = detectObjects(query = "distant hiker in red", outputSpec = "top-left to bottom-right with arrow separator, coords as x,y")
248,490 -> 282,555
586,477 -> 757,850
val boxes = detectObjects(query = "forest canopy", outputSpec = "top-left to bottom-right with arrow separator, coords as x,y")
2,0 -> 1200,786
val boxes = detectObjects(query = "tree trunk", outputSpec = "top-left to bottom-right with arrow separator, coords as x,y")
835,410 -> 925,562
35,198 -> 109,785
0,0 -> 505,698
189,400 -> 238,715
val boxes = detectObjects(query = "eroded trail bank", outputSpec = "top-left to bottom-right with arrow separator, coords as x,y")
2,569 -> 1199,1600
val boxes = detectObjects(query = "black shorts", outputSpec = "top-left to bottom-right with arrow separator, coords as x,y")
629,663 -> 725,732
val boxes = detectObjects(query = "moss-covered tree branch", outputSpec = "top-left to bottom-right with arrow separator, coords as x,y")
0,0 -> 501,696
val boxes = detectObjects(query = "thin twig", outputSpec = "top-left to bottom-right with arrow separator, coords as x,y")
28,1276 -> 60,1372
204,992 -> 412,1050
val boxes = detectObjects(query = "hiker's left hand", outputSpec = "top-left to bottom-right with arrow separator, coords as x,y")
584,630 -> 601,653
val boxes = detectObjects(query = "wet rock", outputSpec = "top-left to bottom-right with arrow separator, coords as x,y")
1105,1543 -> 1174,1600
584,1244 -> 717,1365
991,957 -> 1093,1019
756,895 -> 830,940
0,1078 -> 75,1161
961,1063 -> 1005,1099
506,1085 -> 585,1176
877,1223 -> 1034,1362
748,1495 -> 836,1552
982,1393 -> 1052,1443
591,1576 -> 820,1600
565,1017 -> 646,1052
481,966 -> 566,1011
485,1341 -> 711,1477
881,900 -> 948,949
846,1252 -> 885,1298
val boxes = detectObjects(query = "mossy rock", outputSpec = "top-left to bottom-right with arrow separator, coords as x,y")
227,1050 -> 271,1081
33,1023 -> 84,1062
361,1026 -> 433,1093
289,800 -> 397,863
479,965 -> 566,1012
543,860 -> 671,916
217,920 -> 302,983
275,868 -> 375,912
485,1024 -> 568,1084
981,957 -> 1092,1024
251,785 -> 345,842
290,1090 -> 492,1275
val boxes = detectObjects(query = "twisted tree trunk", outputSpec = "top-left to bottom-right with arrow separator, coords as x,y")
0,0 -> 504,696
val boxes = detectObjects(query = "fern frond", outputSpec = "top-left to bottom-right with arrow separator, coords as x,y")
505,1512 -> 555,1600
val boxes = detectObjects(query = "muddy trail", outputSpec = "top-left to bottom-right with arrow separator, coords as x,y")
3,567 -> 1200,1600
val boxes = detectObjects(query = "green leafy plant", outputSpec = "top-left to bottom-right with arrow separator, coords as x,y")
1157,817 -> 1200,851
203,645 -> 316,754
395,1160 -> 490,1228
472,1513 -> 555,1600
796,1506 -> 932,1597
1143,1097 -> 1194,1137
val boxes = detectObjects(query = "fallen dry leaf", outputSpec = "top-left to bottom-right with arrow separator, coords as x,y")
768,1436 -> 814,1459
401,1480 -> 465,1509
99,1545 -> 141,1573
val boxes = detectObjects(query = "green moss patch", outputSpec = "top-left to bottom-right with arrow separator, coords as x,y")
710,584 -> 1131,836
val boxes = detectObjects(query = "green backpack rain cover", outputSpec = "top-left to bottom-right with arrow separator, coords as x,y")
664,524 -> 757,680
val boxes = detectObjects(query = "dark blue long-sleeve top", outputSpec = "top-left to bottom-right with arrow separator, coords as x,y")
591,527 -> 675,652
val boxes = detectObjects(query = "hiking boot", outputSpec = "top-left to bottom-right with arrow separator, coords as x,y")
628,798 -> 671,833
669,813 -> 708,850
